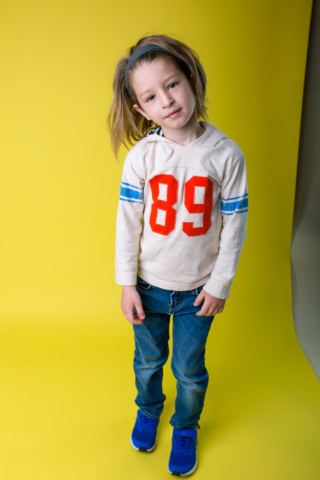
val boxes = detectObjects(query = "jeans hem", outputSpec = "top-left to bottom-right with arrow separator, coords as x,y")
138,408 -> 161,421
169,420 -> 200,430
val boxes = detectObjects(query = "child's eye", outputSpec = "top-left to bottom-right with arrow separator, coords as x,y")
168,82 -> 178,89
146,95 -> 155,102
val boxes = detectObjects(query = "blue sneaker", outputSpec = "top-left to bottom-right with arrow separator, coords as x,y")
130,410 -> 159,452
168,428 -> 198,476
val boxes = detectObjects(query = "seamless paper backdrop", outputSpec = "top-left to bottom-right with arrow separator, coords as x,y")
0,1 -> 319,479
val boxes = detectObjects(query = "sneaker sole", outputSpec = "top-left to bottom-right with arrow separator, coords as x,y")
168,458 -> 197,477
130,434 -> 156,452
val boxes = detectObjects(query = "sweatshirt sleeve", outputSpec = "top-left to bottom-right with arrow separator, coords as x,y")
115,148 -> 145,286
203,145 -> 248,299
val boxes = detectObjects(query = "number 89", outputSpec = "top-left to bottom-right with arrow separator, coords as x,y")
149,174 -> 213,237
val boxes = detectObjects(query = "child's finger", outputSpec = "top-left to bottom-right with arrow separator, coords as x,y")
127,309 -> 143,324
195,307 -> 208,316
196,299 -> 218,317
195,298 -> 209,316
132,317 -> 144,325
134,301 -> 145,321
193,289 -> 205,306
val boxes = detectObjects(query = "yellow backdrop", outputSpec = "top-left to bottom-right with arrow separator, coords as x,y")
1,0 -> 319,479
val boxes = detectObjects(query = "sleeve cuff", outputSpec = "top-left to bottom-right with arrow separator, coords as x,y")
203,275 -> 231,299
115,271 -> 137,286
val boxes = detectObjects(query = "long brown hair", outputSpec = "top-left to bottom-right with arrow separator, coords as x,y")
107,34 -> 208,159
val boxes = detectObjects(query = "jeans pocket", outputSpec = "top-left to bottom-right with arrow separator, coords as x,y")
136,276 -> 152,290
195,284 -> 205,296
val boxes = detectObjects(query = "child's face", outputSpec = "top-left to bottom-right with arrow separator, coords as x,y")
131,56 -> 197,134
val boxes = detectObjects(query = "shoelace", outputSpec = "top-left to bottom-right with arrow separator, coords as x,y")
173,434 -> 195,454
137,412 -> 158,431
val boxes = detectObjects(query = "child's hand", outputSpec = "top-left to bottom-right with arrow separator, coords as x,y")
121,286 -> 145,325
193,289 -> 226,316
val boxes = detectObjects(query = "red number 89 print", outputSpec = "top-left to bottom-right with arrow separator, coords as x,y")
149,174 -> 213,237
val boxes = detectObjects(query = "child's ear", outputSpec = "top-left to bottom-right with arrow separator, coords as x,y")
133,104 -> 151,121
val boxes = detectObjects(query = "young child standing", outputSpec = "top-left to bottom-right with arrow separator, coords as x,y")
108,34 -> 248,476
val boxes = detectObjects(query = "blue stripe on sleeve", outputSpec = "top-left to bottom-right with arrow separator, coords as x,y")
119,197 -> 143,204
221,194 -> 248,215
119,182 -> 143,204
121,181 -> 143,192
221,193 -> 248,201
120,186 -> 143,200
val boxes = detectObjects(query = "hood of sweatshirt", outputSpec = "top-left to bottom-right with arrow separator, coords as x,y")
141,121 -> 229,150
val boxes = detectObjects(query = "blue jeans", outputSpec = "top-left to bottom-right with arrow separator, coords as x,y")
133,276 -> 214,430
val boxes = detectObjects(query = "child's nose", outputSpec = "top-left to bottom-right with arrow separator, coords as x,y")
160,91 -> 174,107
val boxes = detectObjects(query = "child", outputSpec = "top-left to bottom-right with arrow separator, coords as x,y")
108,34 -> 248,476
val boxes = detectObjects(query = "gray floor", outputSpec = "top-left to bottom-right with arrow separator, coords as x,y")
291,0 -> 320,381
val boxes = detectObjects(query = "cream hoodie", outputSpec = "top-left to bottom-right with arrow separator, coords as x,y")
115,122 -> 248,299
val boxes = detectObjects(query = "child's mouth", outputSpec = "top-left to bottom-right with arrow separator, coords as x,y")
167,108 -> 181,118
